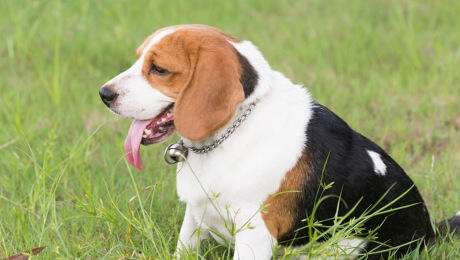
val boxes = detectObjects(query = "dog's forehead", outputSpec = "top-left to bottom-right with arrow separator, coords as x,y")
136,29 -> 175,59
157,24 -> 240,43
137,25 -> 241,58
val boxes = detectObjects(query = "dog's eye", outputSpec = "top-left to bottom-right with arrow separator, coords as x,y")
149,64 -> 169,76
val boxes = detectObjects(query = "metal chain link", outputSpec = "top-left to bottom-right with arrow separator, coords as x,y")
184,102 -> 256,154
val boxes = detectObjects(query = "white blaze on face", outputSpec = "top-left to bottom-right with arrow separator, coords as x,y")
104,29 -> 176,120
367,150 -> 387,176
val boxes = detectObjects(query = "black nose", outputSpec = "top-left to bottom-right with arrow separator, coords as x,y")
99,86 -> 118,107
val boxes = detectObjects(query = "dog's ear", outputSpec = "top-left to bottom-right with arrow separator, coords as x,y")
174,44 -> 244,141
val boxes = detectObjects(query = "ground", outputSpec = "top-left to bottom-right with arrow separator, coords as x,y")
0,0 -> 459,259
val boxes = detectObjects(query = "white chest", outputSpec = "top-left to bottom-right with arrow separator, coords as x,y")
175,80 -> 312,239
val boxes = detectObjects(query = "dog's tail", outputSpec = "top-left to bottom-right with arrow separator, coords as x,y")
435,210 -> 460,236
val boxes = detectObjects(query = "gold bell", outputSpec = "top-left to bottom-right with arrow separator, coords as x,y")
164,141 -> 189,165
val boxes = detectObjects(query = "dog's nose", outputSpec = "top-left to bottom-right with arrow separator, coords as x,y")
99,86 -> 118,107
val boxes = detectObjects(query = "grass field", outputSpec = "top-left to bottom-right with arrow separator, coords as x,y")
1,0 -> 459,258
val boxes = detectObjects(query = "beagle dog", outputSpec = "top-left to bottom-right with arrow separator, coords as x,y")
99,25 -> 459,259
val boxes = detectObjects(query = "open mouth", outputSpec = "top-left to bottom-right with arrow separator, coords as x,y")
123,103 -> 175,170
141,103 -> 175,145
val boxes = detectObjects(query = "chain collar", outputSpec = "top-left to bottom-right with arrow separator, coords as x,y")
164,102 -> 256,164
186,102 -> 256,153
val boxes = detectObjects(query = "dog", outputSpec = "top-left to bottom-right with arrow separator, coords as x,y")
99,24 -> 459,259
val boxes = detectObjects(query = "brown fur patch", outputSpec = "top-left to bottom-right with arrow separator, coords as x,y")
136,34 -> 154,59
139,25 -> 242,98
262,151 -> 310,239
135,25 -> 245,141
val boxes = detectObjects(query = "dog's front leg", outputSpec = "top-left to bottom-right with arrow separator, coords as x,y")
175,204 -> 209,257
233,215 -> 274,260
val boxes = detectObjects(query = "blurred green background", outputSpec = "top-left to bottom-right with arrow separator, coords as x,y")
0,0 -> 459,258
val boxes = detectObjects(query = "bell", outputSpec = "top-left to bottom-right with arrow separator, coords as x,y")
164,142 -> 189,165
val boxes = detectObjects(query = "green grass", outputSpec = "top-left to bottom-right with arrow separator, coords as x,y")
0,0 -> 459,258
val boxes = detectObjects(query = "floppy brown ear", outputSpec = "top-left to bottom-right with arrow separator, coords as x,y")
174,45 -> 245,141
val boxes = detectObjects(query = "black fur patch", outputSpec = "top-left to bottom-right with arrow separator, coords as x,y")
437,213 -> 460,234
236,50 -> 258,98
277,103 -> 435,259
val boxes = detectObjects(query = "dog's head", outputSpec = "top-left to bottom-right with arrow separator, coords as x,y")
100,25 -> 261,169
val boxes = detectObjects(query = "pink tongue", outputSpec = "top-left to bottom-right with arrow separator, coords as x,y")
124,120 -> 153,170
